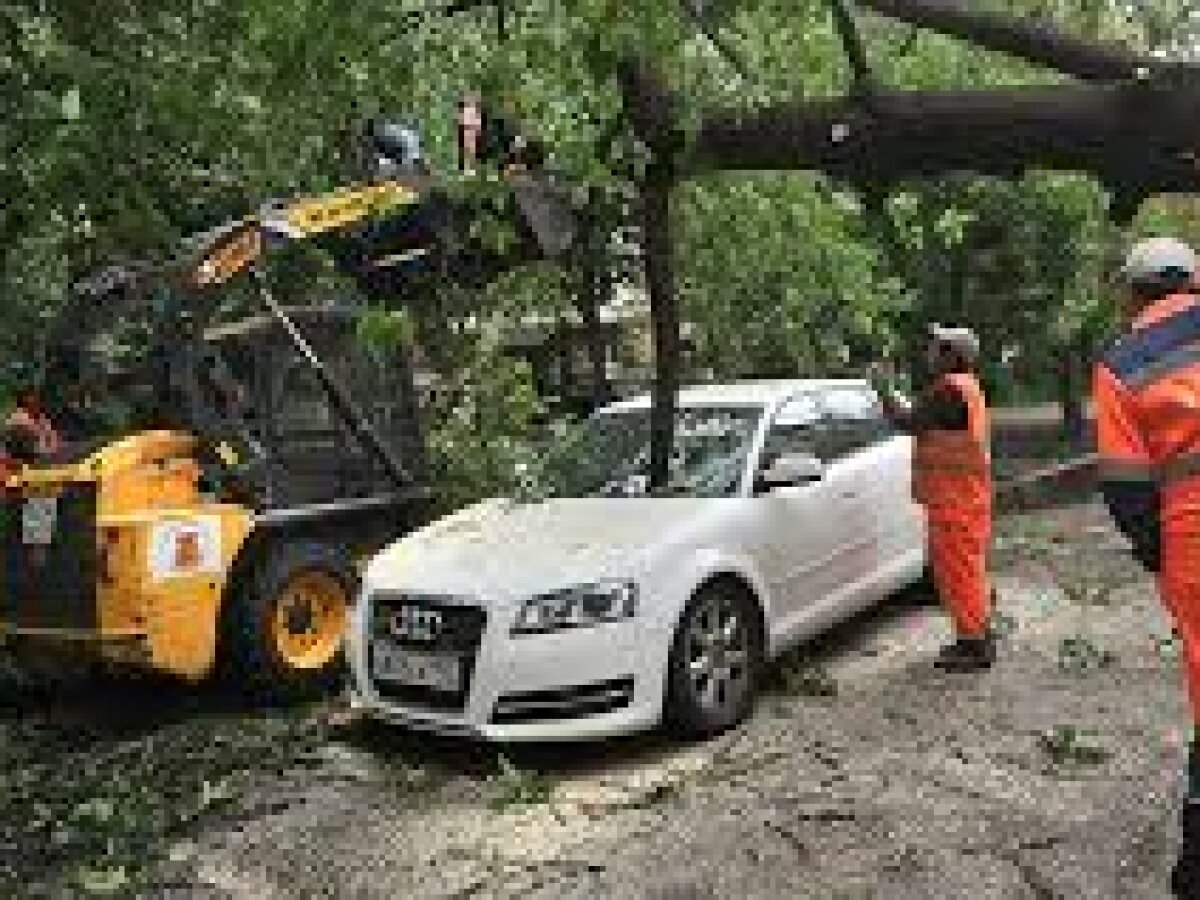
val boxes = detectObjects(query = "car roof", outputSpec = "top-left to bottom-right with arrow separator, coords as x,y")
600,379 -> 871,412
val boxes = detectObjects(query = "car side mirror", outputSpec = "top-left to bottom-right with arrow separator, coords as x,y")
757,452 -> 825,492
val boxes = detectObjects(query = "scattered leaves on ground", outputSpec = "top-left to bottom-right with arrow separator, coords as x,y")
766,656 -> 839,698
486,754 -> 557,811
1038,724 -> 1112,772
1057,636 -> 1117,674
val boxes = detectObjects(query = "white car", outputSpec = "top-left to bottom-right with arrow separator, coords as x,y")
348,379 -> 926,742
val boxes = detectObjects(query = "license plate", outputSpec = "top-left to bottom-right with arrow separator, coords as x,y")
372,643 -> 461,693
22,496 -> 58,546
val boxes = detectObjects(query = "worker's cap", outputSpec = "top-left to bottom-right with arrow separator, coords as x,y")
928,323 -> 980,363
1118,236 -> 1198,288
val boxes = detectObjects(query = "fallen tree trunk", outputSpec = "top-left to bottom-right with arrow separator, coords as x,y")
692,79 -> 1200,194
994,453 -> 1099,515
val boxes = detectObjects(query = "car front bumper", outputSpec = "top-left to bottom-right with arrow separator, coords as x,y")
347,594 -> 666,742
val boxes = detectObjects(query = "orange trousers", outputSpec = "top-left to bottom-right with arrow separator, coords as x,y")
1160,528 -> 1200,720
927,519 -> 992,638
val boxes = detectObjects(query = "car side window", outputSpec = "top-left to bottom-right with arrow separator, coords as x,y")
819,387 -> 893,460
759,395 -> 825,469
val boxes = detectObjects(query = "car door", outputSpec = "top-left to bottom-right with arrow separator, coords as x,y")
816,384 -> 907,594
747,393 -> 851,636
844,387 -> 925,576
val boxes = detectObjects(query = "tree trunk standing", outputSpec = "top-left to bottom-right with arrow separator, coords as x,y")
618,58 -> 682,494
576,188 -> 612,411
1058,338 -> 1088,451
642,175 -> 679,494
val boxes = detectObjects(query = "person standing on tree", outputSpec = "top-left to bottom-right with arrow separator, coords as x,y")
456,92 -> 485,174
874,324 -> 997,672
1091,236 -> 1200,896
0,363 -> 63,480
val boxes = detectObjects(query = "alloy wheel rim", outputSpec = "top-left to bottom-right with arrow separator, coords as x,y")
685,592 -> 751,716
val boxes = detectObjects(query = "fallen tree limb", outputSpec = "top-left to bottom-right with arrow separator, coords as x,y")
995,453 -> 1100,515
692,79 -> 1200,194
857,0 -> 1149,82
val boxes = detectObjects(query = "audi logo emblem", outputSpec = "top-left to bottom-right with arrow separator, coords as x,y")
388,606 -> 444,642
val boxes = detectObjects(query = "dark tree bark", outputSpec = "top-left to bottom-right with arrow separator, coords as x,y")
692,80 -> 1200,198
641,175 -> 679,494
857,0 -> 1147,82
1058,334 -> 1089,451
619,59 -> 683,493
575,187 -> 612,411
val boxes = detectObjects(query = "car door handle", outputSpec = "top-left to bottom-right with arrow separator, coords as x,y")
838,490 -> 860,499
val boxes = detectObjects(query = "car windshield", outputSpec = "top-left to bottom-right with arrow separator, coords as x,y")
521,404 -> 764,500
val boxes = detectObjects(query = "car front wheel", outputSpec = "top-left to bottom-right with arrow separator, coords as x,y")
664,580 -> 764,739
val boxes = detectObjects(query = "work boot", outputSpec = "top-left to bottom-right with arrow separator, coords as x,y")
933,627 -> 996,672
1173,799 -> 1200,897
1173,743 -> 1200,897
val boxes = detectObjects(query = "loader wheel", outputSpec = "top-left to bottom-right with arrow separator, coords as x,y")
222,542 -> 356,702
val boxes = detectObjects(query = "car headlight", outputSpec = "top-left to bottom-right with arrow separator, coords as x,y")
511,580 -> 638,635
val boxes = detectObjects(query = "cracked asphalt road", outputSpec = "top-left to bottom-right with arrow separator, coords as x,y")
2,502 -> 1189,898
144,503 -> 1188,899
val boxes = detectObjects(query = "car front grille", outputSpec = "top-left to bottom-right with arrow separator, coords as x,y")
368,591 -> 487,712
490,677 -> 635,725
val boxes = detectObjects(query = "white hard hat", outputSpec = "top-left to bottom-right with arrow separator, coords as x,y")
929,323 -> 980,364
1119,237 -> 1198,290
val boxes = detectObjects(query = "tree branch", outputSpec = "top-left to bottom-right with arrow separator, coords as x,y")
827,0 -> 876,98
856,0 -> 1152,81
688,75 -> 1200,212
678,0 -> 754,82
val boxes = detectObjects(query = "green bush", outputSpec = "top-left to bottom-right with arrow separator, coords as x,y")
425,338 -> 550,512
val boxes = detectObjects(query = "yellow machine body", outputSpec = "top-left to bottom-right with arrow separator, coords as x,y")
0,178 -> 434,693
0,431 -> 254,680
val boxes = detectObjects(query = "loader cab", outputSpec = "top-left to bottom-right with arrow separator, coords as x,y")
202,305 -> 426,509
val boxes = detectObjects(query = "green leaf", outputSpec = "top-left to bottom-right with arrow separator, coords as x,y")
60,87 -> 81,121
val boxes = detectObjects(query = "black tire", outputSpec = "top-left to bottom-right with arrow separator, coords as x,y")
663,579 -> 764,740
220,540 -> 357,703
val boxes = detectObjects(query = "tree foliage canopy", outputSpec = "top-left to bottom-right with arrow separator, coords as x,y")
7,0 -> 1200,494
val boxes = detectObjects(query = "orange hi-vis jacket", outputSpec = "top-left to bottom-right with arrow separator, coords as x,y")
1095,292 -> 1200,542
1096,291 -> 1200,724
911,372 -> 992,531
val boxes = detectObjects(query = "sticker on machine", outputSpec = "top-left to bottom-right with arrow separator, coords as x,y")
149,517 -> 222,581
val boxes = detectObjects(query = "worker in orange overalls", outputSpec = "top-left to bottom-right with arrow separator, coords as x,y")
1093,236 -> 1200,896
877,324 -> 996,672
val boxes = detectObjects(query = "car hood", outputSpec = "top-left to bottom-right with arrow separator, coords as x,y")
365,496 -> 716,599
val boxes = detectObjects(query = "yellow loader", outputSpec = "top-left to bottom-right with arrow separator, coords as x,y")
0,180 -> 435,699
0,103 -> 576,698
